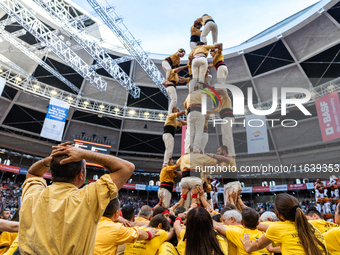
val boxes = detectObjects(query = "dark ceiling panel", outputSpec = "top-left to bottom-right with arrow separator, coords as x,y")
245,40 -> 294,76
119,132 -> 165,154
127,86 -> 167,110
33,57 -> 83,93
1,85 -> 18,100
3,104 -> 46,134
72,110 -> 121,129
327,2 -> 340,24
94,54 -> 131,77
300,43 -> 340,87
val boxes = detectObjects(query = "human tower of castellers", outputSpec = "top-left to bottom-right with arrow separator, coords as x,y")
315,177 -> 340,220
158,14 -> 239,210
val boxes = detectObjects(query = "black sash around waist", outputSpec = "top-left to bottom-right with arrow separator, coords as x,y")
160,182 -> 174,193
187,104 -> 202,114
182,170 -> 200,178
169,81 -> 178,86
164,125 -> 176,137
165,57 -> 173,66
205,19 -> 215,25
215,61 -> 226,70
190,35 -> 200,42
219,108 -> 234,118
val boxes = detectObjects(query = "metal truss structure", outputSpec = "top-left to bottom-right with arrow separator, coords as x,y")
0,53 -> 37,81
30,0 -> 140,98
86,0 -> 170,100
0,64 -> 169,122
0,0 -> 107,92
0,28 -> 80,93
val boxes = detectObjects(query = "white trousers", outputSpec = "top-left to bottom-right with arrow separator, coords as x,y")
201,22 -> 218,44
167,86 -> 177,114
223,181 -> 241,206
190,41 -> 198,51
185,111 -> 205,153
180,177 -> 203,209
217,65 -> 228,84
201,132 -> 209,153
162,60 -> 171,79
158,188 -> 172,208
192,57 -> 208,83
221,117 -> 236,156
162,133 -> 174,166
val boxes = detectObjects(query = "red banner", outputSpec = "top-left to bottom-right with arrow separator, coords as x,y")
288,184 -> 306,191
122,183 -> 136,189
0,164 -> 20,173
315,92 -> 340,142
253,186 -> 269,192
43,172 -> 52,179
181,125 -> 186,156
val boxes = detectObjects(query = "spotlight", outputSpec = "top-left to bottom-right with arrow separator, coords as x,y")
256,106 -> 262,110
129,110 -> 135,115
114,107 -> 120,113
83,101 -> 89,106
144,112 -> 150,117
33,84 -> 40,89
50,90 -> 57,96
158,113 -> 164,118
15,77 -> 22,82
0,68 -> 3,73
311,91 -> 316,98
327,84 -> 335,91
67,96 -> 73,101
99,104 -> 105,110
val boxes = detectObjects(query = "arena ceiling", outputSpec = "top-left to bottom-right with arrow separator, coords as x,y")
0,0 -> 340,173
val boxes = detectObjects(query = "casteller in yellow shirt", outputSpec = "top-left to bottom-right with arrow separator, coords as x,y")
265,221 -> 327,255
19,174 -> 118,255
158,242 -> 179,255
135,216 -> 150,224
226,226 -> 271,255
124,227 -> 168,255
93,217 -> 139,255
323,227 -> 340,255
309,219 -> 339,233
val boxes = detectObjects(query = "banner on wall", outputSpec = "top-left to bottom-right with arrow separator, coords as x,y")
0,164 -> 20,173
245,115 -> 270,154
0,77 -> 5,95
315,91 -> 340,142
181,125 -> 186,156
40,98 -> 69,141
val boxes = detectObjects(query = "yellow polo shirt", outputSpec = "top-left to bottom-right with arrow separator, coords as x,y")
212,49 -> 224,67
165,53 -> 180,67
164,113 -> 182,128
226,227 -> 271,255
124,227 -> 168,255
265,221 -> 327,255
177,229 -> 228,255
3,236 -> 18,255
19,174 -> 118,255
189,45 -> 215,58
223,225 -> 243,255
309,220 -> 339,233
168,69 -> 179,84
183,90 -> 207,109
196,15 -> 214,26
176,153 -> 217,172
0,232 -> 18,255
190,25 -> 201,37
216,89 -> 232,113
159,242 -> 179,255
135,217 -> 150,223
160,165 -> 177,184
93,217 -> 139,255
323,227 -> 340,255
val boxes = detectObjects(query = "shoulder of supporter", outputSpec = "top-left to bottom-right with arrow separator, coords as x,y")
264,221 -> 285,243
21,177 -> 47,200
115,224 -> 139,244
78,174 -> 118,222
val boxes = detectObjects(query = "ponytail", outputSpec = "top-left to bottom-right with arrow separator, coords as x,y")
274,193 -> 327,255
295,207 -> 327,255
